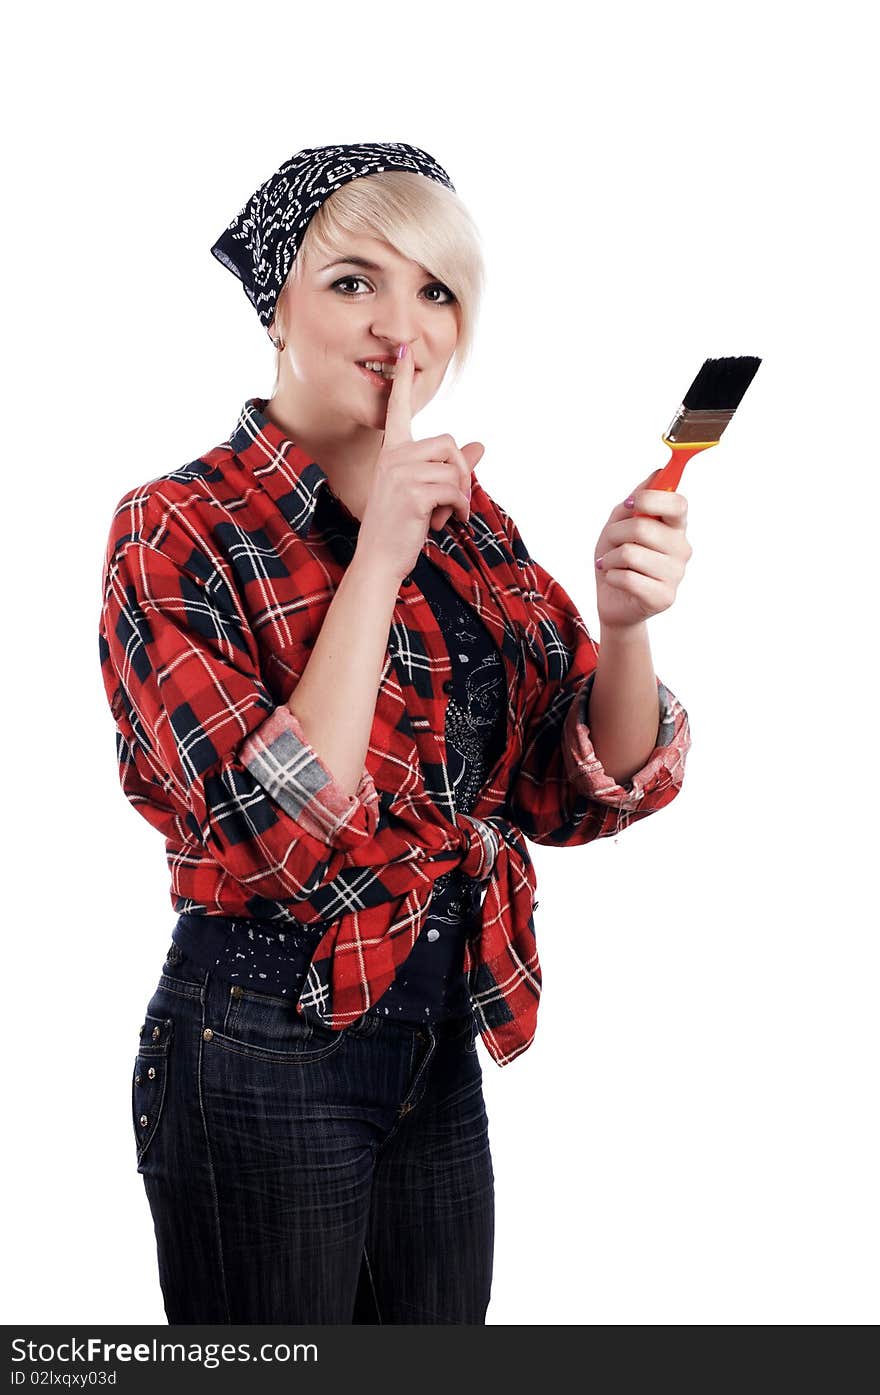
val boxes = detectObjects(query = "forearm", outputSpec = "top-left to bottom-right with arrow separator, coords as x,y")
586,621 -> 662,785
287,552 -> 400,797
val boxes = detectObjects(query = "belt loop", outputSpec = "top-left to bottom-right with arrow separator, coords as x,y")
201,966 -> 228,1033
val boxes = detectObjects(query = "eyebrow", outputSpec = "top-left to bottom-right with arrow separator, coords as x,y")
319,254 -> 432,274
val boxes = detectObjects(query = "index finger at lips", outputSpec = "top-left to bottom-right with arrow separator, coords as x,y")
381,342 -> 414,447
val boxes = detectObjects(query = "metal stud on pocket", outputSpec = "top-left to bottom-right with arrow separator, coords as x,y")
139,1114 -> 148,1127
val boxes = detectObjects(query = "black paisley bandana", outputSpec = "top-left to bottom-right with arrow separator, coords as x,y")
210,142 -> 456,331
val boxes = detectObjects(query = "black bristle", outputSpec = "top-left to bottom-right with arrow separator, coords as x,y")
682,356 -> 762,412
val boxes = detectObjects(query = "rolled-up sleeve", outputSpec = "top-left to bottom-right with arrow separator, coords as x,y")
561,669 -> 691,810
239,705 -> 379,847
100,536 -> 380,902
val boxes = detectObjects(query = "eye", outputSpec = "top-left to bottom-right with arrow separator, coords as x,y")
331,276 -> 456,304
423,284 -> 456,305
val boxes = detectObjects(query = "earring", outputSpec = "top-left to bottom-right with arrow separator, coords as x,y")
271,335 -> 284,351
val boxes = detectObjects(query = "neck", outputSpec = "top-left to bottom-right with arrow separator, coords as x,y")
264,387 -> 383,522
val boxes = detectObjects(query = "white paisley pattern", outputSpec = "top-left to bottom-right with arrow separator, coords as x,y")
210,142 -> 455,328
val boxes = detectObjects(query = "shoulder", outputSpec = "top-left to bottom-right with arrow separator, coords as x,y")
101,439 -> 242,585
470,480 -> 580,622
468,479 -> 532,572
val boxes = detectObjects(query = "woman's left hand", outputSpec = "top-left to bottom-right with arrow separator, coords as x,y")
593,472 -> 693,630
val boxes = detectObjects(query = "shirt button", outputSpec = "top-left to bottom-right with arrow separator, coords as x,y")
442,679 -> 454,694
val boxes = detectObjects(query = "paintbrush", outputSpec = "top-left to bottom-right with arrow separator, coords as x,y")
633,355 -> 762,518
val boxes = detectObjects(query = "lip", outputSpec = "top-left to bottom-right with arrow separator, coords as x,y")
355,361 -> 422,390
357,354 -> 422,367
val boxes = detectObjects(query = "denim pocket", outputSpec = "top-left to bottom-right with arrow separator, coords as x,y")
209,984 -> 348,1065
131,1012 -> 173,1166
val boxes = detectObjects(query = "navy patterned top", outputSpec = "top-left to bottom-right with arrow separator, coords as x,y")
171,525 -> 507,1025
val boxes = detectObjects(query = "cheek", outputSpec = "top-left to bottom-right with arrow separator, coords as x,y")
290,346 -> 333,379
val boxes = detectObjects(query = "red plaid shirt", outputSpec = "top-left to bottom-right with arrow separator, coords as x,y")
99,396 -> 691,1067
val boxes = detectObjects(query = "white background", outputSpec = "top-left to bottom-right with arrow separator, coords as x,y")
4,0 -> 876,1326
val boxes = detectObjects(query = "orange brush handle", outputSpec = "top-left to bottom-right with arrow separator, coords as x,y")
632,440 -> 719,519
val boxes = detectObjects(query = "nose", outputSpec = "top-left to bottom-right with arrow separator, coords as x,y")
369,292 -> 424,361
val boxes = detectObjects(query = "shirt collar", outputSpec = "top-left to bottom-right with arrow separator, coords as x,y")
229,396 -> 348,540
229,397 -> 525,717
230,396 -> 476,545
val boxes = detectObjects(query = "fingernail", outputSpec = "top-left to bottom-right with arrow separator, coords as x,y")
595,556 -> 604,569
624,496 -> 635,508
397,343 -> 408,361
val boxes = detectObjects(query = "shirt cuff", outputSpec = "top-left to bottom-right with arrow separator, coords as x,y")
239,704 -> 380,850
562,671 -> 687,811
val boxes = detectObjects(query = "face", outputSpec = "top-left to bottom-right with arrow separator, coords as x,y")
270,232 -> 460,435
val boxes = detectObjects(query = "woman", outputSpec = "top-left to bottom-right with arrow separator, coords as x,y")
98,142 -> 693,1324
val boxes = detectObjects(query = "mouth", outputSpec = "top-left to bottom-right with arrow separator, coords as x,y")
355,359 -> 423,390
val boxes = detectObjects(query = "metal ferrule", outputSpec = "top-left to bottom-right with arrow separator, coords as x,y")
664,406 -> 735,444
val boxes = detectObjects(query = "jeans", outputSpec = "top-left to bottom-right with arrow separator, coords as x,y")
131,942 -> 495,1323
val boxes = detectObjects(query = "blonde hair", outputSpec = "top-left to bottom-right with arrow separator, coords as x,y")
268,169 -> 484,395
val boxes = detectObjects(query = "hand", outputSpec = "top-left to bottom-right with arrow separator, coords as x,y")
592,471 -> 693,630
355,343 -> 485,583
